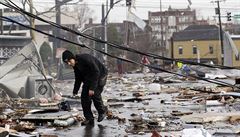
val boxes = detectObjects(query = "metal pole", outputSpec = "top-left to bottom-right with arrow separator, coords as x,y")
29,0 -> 35,40
93,28 -> 96,57
101,3 -> 105,63
0,9 -> 3,35
104,0 -> 108,66
160,0 -> 164,64
216,1 -> 224,65
55,0 -> 62,80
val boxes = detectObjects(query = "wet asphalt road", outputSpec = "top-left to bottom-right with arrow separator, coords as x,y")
51,73 -> 172,137
48,72 -> 238,137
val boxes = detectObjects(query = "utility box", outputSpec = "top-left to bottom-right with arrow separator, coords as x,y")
25,76 -> 53,98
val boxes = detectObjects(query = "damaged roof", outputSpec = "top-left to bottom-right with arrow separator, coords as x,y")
172,25 -> 220,41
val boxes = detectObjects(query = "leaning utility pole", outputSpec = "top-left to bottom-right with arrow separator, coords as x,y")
213,0 -> 224,65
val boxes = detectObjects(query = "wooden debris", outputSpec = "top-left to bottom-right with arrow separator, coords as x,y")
229,115 -> 240,123
0,127 -> 9,137
181,112 -> 240,124
13,121 -> 36,132
107,97 -> 151,102
108,103 -> 124,108
132,92 -> 145,97
171,110 -> 193,116
21,111 -> 80,120
106,110 -> 126,123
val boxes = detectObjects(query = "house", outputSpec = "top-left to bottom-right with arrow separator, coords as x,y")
231,35 -> 240,67
171,24 -> 240,67
171,25 -> 221,64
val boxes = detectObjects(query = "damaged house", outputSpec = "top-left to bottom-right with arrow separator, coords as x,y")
0,35 -> 53,98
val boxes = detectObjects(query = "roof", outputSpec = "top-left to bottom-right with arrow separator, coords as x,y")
172,25 -> 220,41
0,35 -> 32,47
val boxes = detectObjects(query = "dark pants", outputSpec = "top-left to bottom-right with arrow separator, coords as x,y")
81,84 -> 106,120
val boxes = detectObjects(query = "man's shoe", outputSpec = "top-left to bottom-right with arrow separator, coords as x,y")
97,113 -> 106,122
81,119 -> 94,126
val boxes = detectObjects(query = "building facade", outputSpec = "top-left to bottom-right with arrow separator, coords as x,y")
172,25 -> 221,64
148,6 -> 196,58
1,8 -> 78,48
0,36 -> 32,65
232,36 -> 240,67
172,25 -> 240,67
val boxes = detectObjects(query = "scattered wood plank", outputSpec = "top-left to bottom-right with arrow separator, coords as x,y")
181,112 -> 240,124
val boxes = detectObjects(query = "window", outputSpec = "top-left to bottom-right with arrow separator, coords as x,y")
236,55 -> 239,61
193,46 -> 197,54
178,47 -> 183,55
209,46 -> 213,54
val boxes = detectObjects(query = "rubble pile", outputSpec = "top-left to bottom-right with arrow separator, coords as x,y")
0,93 -> 84,137
102,72 -> 240,136
0,70 -> 240,136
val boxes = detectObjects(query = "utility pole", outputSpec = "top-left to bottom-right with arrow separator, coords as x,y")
160,0 -> 164,65
213,0 -> 224,65
55,0 -> 62,80
100,3 -> 105,63
124,0 -> 131,72
29,0 -> 35,41
54,0 -> 72,80
104,0 -> 108,66
100,0 -> 109,66
0,9 -> 3,35
55,0 -> 61,54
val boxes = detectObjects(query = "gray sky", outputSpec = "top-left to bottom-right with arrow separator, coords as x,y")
7,0 -> 240,23
85,0 -> 240,23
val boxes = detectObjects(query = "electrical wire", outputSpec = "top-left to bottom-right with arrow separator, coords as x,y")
3,1 -> 239,72
4,0 -> 237,70
0,16 -> 239,89
1,0 -> 240,89
2,0 -> 239,72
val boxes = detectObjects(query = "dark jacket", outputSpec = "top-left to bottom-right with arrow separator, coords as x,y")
72,54 -> 108,95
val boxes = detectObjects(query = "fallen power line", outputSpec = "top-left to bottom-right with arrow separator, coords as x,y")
4,0 -> 238,70
0,0 -> 240,89
0,15 -> 239,89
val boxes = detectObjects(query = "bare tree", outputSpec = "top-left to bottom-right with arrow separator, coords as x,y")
9,0 -> 92,38
73,2 -> 94,30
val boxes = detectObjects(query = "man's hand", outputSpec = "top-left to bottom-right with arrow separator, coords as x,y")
89,90 -> 94,96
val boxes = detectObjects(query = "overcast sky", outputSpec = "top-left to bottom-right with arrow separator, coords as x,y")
7,0 -> 240,23
85,0 -> 240,23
